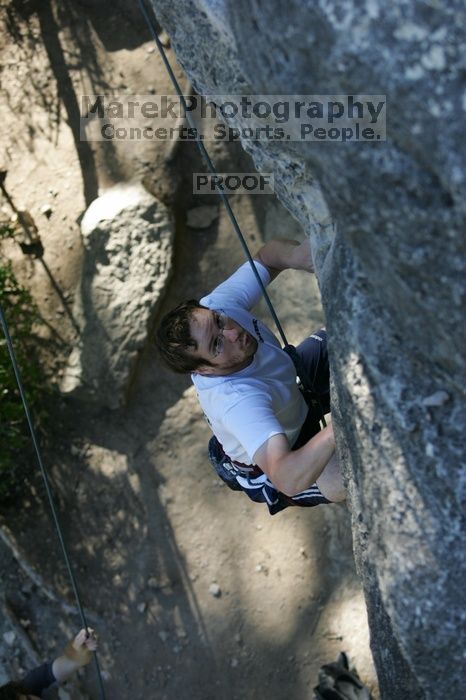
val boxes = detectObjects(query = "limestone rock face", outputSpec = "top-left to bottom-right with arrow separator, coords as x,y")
61,183 -> 173,408
151,1 -> 466,697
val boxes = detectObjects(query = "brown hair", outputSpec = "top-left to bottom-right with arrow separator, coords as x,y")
154,300 -> 213,374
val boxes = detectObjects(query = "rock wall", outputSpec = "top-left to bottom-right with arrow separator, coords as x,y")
151,1 -> 466,697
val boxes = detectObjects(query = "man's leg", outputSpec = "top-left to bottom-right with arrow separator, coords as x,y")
296,329 -> 330,413
296,330 -> 346,503
316,452 -> 346,502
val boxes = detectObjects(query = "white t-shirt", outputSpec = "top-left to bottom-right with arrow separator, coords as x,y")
192,262 -> 308,465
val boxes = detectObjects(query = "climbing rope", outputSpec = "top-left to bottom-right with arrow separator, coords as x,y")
0,303 -> 107,700
138,0 -> 326,425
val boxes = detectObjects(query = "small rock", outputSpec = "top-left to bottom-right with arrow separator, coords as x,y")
422,390 -> 450,407
231,657 -> 239,668
209,582 -> 221,597
148,577 -> 158,588
70,445 -> 80,456
40,203 -> 53,217
186,205 -> 219,229
255,564 -> 263,573
158,630 -> 168,643
3,631 -> 15,646
425,443 -> 435,457
158,30 -> 171,47
137,602 -> 147,613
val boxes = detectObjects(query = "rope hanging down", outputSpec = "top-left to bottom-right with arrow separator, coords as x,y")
0,303 -> 107,700
138,0 -> 326,424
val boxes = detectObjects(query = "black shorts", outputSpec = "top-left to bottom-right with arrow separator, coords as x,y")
292,328 -> 330,447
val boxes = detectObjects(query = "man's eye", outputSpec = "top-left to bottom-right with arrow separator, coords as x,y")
216,313 -> 224,329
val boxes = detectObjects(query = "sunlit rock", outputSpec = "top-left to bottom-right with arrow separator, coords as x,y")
61,182 -> 173,408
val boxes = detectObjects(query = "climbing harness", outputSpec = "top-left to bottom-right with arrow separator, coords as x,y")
0,304 -> 107,700
138,0 -> 326,428
208,435 -> 330,515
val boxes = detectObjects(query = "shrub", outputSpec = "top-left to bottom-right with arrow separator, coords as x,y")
0,235 -> 47,504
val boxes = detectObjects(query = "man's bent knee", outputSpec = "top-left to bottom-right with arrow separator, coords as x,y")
316,454 -> 346,503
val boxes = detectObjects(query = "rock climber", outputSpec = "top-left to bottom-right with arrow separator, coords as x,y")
155,237 -> 345,514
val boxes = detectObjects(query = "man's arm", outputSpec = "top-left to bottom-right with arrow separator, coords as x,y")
52,629 -> 97,683
200,238 -> 312,312
253,423 -> 335,497
254,237 -> 314,281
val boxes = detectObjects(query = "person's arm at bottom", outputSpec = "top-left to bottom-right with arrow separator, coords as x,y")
19,662 -> 56,697
51,629 -> 97,684
253,423 -> 336,497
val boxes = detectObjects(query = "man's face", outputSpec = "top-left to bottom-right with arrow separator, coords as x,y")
189,308 -> 257,376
